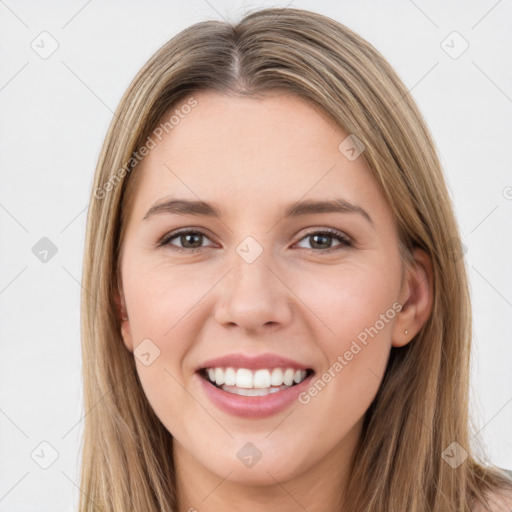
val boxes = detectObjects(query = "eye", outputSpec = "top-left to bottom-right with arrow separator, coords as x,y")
158,229 -> 215,253
294,228 -> 352,252
158,227 -> 352,254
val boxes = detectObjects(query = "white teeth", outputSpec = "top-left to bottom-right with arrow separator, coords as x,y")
224,367 -> 236,386
221,384 -> 291,396
235,368 -> 253,389
270,368 -> 284,386
283,368 -> 294,386
215,367 -> 225,385
253,369 -> 271,388
203,366 -> 309,389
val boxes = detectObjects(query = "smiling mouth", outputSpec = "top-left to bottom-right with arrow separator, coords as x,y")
198,367 -> 315,397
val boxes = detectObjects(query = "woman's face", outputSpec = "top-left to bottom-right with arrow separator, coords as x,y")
118,91 -> 429,491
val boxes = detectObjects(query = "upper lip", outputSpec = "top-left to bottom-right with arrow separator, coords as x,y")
197,353 -> 313,372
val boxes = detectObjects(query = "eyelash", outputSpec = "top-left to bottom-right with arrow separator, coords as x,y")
157,228 -> 352,254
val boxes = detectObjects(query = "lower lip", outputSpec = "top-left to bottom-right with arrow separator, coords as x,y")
196,371 -> 314,418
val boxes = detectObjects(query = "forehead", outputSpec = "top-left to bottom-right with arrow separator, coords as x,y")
155,91 -> 346,169
129,91 -> 390,224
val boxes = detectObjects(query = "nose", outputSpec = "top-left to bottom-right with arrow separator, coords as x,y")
214,248 -> 293,333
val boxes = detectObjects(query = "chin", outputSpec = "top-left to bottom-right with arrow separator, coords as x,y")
198,441 -> 307,486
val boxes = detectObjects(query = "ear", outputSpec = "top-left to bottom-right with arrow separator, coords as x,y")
113,281 -> 134,353
392,248 -> 434,347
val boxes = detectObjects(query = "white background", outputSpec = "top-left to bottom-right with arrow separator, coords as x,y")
0,0 -> 511,510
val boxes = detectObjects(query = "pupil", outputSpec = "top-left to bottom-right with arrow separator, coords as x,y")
183,233 -> 201,248
311,234 -> 331,249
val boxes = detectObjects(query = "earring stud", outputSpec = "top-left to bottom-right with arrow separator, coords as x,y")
404,329 -> 409,335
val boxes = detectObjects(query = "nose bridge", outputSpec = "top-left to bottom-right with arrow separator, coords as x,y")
214,233 -> 293,330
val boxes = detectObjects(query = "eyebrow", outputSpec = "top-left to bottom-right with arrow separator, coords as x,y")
143,197 -> 373,225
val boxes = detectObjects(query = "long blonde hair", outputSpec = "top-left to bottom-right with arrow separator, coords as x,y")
79,7 -> 512,511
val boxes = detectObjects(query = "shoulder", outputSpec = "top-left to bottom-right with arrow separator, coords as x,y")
472,486 -> 512,512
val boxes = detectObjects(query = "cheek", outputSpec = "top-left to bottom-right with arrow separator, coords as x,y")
121,262 -> 205,430
288,260 -> 399,346
123,258 -> 212,340
129,328 -> 196,439
290,262 -> 398,404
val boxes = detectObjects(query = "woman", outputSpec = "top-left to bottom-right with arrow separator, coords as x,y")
80,7 -> 512,511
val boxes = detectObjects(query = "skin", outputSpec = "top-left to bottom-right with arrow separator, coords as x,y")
116,90 -> 433,512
